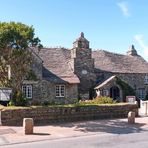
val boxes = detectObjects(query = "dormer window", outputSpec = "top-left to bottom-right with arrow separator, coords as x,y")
144,75 -> 148,84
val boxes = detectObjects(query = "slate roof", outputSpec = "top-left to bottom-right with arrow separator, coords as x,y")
94,75 -> 116,89
38,48 -> 80,84
34,45 -> 148,84
92,50 -> 148,73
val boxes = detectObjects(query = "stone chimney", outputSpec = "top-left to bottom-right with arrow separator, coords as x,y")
127,45 -> 138,56
73,32 -> 89,49
70,32 -> 96,99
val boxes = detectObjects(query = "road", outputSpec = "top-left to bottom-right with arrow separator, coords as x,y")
2,130 -> 148,148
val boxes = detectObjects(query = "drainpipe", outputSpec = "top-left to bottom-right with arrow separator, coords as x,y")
6,65 -> 11,80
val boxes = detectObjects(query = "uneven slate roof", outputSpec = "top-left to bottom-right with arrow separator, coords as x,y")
92,50 -> 148,73
35,47 -> 148,84
39,48 -> 80,84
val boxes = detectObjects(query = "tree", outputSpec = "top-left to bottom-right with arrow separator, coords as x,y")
0,22 -> 42,105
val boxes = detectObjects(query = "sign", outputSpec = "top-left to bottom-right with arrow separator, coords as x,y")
0,89 -> 12,101
140,100 -> 148,115
126,96 -> 136,104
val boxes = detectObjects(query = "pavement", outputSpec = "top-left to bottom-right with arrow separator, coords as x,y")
0,115 -> 148,146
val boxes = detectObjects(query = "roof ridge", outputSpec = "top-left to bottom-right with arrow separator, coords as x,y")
93,49 -> 125,56
42,47 -> 69,50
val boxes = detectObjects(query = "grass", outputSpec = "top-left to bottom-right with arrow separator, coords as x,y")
0,102 -> 131,111
0,96 -> 131,110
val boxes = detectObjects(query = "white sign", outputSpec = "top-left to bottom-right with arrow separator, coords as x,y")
0,89 -> 12,101
140,100 -> 148,115
126,96 -> 136,104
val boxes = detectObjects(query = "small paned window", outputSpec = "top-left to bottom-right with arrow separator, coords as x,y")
55,85 -> 65,97
144,75 -> 148,84
22,85 -> 32,99
103,89 -> 109,96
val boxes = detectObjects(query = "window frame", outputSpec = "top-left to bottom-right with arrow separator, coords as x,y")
138,88 -> 145,100
103,89 -> 109,96
144,75 -> 148,84
22,84 -> 33,99
55,85 -> 65,97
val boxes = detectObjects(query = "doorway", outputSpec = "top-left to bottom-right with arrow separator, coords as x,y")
110,86 -> 120,100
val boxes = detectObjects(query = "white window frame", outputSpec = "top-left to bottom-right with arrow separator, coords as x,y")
144,75 -> 148,84
103,89 -> 109,96
138,88 -> 145,100
55,85 -> 65,97
22,85 -> 32,99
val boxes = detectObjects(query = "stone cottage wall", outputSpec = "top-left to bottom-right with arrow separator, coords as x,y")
24,80 -> 78,105
95,72 -> 148,90
65,84 -> 78,103
117,73 -> 147,89
0,104 -> 138,126
95,71 -> 148,101
32,81 -> 42,101
31,52 -> 43,80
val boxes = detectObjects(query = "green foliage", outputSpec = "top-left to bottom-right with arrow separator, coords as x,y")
9,91 -> 28,106
0,22 -> 42,105
93,96 -> 116,104
26,70 -> 37,80
116,77 -> 135,101
8,100 -> 15,106
42,100 -> 50,106
78,96 -> 116,105
0,22 -> 42,50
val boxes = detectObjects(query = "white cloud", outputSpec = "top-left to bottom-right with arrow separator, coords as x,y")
134,34 -> 148,59
117,1 -> 130,17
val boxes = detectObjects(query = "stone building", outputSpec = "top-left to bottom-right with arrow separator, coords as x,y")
15,33 -> 148,104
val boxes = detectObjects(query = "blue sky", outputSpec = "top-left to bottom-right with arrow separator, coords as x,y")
0,0 -> 148,61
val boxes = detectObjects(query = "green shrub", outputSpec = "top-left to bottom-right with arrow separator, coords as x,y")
116,77 -> 135,101
78,96 -> 116,105
92,96 -> 116,104
42,101 -> 49,106
10,91 -> 28,106
8,100 -> 15,106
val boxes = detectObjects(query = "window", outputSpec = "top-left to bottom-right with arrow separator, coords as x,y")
144,75 -> 148,84
138,88 -> 145,100
55,85 -> 65,97
103,89 -> 109,96
22,85 -> 32,99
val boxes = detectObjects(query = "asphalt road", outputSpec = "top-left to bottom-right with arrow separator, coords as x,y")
2,130 -> 148,148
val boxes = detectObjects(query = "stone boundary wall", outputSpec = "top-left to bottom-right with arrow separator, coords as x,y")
0,104 -> 138,126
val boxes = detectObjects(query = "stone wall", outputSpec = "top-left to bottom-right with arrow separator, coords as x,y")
117,73 -> 147,89
0,104 -> 138,126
